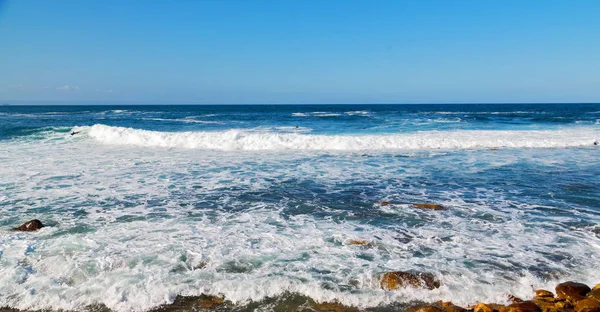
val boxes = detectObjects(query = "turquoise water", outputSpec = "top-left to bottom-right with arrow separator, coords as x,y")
0,104 -> 599,311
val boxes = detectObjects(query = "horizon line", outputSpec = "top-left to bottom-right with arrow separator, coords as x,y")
2,102 -> 600,106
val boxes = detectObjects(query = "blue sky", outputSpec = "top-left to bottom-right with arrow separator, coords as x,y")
0,0 -> 599,104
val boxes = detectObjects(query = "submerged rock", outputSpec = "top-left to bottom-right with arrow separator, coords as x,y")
575,299 -> 600,312
152,294 -> 226,312
556,281 -> 591,303
12,219 -> 44,232
380,271 -> 440,290
348,239 -> 368,246
413,203 -> 444,210
311,301 -> 359,312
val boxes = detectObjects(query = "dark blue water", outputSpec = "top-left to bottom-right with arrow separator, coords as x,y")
1,104 -> 599,140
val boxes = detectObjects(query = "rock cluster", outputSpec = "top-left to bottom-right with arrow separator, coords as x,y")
394,280 -> 600,312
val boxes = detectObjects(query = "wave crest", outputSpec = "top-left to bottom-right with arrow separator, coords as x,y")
85,124 -> 599,151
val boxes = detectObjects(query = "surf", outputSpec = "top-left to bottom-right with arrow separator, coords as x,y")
81,124 -> 600,151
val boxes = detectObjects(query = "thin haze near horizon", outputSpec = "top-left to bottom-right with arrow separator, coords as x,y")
0,0 -> 599,105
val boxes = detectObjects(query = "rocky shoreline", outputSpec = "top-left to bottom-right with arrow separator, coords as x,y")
1,280 -> 599,312
6,221 -> 600,312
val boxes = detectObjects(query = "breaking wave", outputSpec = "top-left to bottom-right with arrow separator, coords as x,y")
81,124 -> 600,151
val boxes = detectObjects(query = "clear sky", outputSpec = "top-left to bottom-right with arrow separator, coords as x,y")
1,0 -> 599,104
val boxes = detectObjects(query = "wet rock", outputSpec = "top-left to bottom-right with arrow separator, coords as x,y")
490,148 -> 499,151
507,301 -> 540,312
152,294 -> 226,311
312,301 -> 359,312
406,306 -> 443,312
554,301 -> 572,309
84,303 -> 112,312
380,201 -> 391,206
348,239 -> 368,246
197,296 -> 224,309
379,271 -> 440,290
535,290 -> 555,299
508,295 -> 524,303
574,299 -> 600,312
192,262 -> 207,270
532,298 -> 562,312
442,302 -> 468,312
474,303 -> 498,312
413,203 -> 444,210
556,281 -> 591,303
587,289 -> 600,302
12,219 -> 44,232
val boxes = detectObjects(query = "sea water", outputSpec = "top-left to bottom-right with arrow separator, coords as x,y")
0,104 -> 599,311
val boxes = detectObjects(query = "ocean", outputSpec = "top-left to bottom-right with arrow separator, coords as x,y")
0,104 -> 599,312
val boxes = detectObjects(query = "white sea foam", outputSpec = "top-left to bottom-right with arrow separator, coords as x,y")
140,117 -> 224,124
344,110 -> 370,116
292,112 -> 343,117
434,111 -> 547,115
312,112 -> 342,117
1,129 -> 600,312
84,124 -> 599,151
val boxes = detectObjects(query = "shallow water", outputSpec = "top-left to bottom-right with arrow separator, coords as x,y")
0,104 -> 599,311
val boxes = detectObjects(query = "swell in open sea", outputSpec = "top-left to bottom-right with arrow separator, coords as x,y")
1,104 -> 599,312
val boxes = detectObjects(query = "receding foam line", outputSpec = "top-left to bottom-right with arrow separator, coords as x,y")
84,124 -> 599,151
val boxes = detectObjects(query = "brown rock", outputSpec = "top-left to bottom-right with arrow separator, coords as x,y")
532,298 -> 562,312
197,296 -> 224,309
380,271 -> 440,290
348,239 -> 368,246
474,303 -> 495,312
153,294 -> 226,311
554,301 -> 572,309
556,281 -> 591,303
380,201 -> 391,206
508,295 -> 524,303
413,203 -> 444,210
535,290 -> 555,299
442,302 -> 468,312
12,219 -> 44,232
587,289 -> 600,302
574,299 -> 600,312
593,285 -> 600,291
411,306 -> 443,312
507,301 -> 540,312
